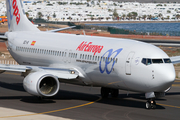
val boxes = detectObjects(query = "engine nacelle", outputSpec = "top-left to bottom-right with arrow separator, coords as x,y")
23,71 -> 60,97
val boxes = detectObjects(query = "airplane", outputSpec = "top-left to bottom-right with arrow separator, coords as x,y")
0,0 -> 178,109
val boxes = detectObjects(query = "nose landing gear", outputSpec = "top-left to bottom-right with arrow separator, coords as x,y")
145,92 -> 157,109
146,99 -> 156,109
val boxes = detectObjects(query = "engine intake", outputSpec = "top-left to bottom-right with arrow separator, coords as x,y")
23,71 -> 60,97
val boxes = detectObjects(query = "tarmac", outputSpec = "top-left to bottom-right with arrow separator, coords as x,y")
0,72 -> 180,120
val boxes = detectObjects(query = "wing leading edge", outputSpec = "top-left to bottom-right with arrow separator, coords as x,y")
170,56 -> 180,64
0,35 -> 7,41
0,64 -> 78,79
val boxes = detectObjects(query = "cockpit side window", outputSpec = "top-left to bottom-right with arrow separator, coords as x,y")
147,59 -> 152,65
152,59 -> 163,63
141,58 -> 152,65
164,58 -> 172,63
142,58 -> 146,65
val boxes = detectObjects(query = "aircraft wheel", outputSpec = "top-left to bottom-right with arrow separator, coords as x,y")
146,99 -> 156,109
146,101 -> 151,109
110,89 -> 119,98
151,100 -> 156,109
101,87 -> 110,98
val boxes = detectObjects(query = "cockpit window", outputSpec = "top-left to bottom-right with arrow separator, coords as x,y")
142,58 -> 146,65
164,58 -> 172,63
141,58 -> 152,65
142,58 -> 172,65
147,59 -> 152,65
152,59 -> 163,63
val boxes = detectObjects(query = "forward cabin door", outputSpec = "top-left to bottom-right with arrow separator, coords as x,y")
125,52 -> 135,75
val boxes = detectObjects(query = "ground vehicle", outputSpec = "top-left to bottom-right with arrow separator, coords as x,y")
0,16 -> 7,24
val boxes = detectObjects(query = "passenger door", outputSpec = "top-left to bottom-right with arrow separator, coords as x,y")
125,52 -> 135,75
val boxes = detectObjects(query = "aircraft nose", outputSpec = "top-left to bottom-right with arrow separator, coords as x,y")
164,69 -> 175,84
155,65 -> 175,91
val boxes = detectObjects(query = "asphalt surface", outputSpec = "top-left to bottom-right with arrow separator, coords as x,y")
0,72 -> 180,120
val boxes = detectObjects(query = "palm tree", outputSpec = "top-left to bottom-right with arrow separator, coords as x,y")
37,12 -> 43,19
158,13 -> 162,18
53,12 -> 56,18
25,12 -> 29,18
47,16 -> 50,21
131,12 -> 138,20
176,14 -> 180,19
68,16 -> 72,21
122,14 -> 126,20
142,15 -> 147,20
113,9 -> 118,20
148,15 -> 152,19
127,13 -> 132,20
91,16 -> 94,21
106,17 -> 110,21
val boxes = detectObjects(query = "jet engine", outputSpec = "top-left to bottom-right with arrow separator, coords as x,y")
23,71 -> 60,97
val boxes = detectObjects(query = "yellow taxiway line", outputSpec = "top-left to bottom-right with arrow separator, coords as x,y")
0,97 -> 102,118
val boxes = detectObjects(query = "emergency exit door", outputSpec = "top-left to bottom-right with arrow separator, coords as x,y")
125,52 -> 135,75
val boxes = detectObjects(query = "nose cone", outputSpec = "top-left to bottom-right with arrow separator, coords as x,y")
154,64 -> 175,92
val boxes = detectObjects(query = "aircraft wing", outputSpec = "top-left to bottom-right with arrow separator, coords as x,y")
0,64 -> 78,79
47,26 -> 76,32
0,35 -> 7,41
170,56 -> 180,64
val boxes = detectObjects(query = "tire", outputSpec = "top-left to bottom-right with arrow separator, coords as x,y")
110,89 -> 119,98
101,87 -> 109,98
152,100 -> 156,109
146,101 -> 151,109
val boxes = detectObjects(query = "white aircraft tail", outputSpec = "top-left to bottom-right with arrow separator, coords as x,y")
6,0 -> 39,32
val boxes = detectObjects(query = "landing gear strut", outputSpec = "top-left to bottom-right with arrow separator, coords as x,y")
101,87 -> 119,98
146,99 -> 156,109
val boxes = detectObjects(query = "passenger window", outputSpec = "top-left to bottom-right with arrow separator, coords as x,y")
116,58 -> 118,63
71,53 -> 73,58
87,55 -> 89,60
85,55 -> 87,59
80,54 -> 82,59
98,56 -> 100,61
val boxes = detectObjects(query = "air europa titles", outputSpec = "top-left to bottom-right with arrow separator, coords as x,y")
76,41 -> 104,55
12,0 -> 20,25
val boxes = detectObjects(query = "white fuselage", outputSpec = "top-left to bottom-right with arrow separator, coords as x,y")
6,31 -> 175,93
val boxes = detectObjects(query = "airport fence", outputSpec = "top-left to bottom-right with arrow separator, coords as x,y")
32,18 -> 76,27
107,27 -> 180,36
0,60 -> 18,65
